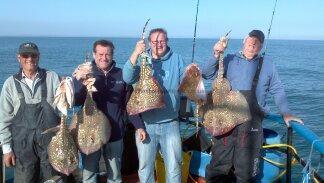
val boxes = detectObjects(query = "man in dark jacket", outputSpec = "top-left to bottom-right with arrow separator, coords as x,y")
73,40 -> 145,183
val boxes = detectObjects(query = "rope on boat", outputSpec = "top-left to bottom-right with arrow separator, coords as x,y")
302,139 -> 323,183
188,173 -> 199,183
261,142 -> 322,183
261,143 -> 299,182
262,144 -> 298,167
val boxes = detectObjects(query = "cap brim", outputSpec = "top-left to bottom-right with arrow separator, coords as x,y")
248,33 -> 264,43
19,49 -> 39,55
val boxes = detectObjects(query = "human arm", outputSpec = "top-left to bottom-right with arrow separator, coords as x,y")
71,63 -> 94,106
201,58 -> 219,80
0,79 -> 17,166
123,84 -> 146,140
283,114 -> 303,127
122,40 -> 144,84
123,85 -> 145,130
136,128 -> 147,141
3,151 -> 16,167
72,77 -> 87,106
201,40 -> 227,80
129,114 -> 147,141
129,39 -> 146,66
267,63 -> 303,126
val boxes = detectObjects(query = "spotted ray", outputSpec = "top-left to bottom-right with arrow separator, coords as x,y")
127,57 -> 165,115
71,90 -> 111,155
179,63 -> 206,104
45,116 -> 79,175
202,33 -> 251,136
127,19 -> 165,115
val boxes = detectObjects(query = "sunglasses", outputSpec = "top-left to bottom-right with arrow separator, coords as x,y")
20,53 -> 38,59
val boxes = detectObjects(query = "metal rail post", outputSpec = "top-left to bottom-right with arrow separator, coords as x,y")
286,127 -> 293,183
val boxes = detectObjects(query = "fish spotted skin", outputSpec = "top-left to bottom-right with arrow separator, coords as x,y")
47,116 -> 79,175
71,91 -> 111,155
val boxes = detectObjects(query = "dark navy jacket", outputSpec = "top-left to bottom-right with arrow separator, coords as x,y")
73,61 -> 144,142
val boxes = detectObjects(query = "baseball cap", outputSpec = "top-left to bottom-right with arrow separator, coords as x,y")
18,42 -> 40,55
248,30 -> 265,44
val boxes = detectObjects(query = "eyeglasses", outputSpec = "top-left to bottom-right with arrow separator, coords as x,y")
20,53 -> 38,59
150,40 -> 167,45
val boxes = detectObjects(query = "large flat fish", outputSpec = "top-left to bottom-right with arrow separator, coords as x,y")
202,34 -> 251,136
127,57 -> 165,115
212,77 -> 231,104
202,91 -> 251,136
71,91 -> 111,155
44,116 -> 79,175
179,63 -> 206,104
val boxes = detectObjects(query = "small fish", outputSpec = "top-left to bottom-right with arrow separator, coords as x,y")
45,116 -> 79,176
179,63 -> 206,104
127,58 -> 165,115
71,90 -> 111,155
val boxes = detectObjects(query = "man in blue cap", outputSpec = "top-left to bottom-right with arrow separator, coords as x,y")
0,42 -> 61,182
202,30 -> 303,182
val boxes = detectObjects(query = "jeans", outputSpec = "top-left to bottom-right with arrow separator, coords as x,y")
136,121 -> 182,183
82,139 -> 123,183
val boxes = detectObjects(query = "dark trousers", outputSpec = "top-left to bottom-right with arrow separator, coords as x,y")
205,114 -> 263,183
13,132 -> 56,183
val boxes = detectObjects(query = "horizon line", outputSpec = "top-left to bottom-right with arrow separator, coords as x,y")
0,35 -> 323,41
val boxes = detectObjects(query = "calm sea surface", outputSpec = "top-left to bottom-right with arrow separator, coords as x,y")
0,37 -> 323,181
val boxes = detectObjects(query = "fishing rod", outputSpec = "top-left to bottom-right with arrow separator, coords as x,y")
225,30 -> 232,37
191,0 -> 200,63
140,18 -> 151,64
263,0 -> 278,57
142,18 -> 151,40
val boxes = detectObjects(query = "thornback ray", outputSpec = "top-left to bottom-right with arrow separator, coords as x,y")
127,59 -> 165,115
179,63 -> 206,104
47,116 -> 79,175
70,60 -> 111,155
201,31 -> 251,136
126,19 -> 165,115
71,90 -> 111,155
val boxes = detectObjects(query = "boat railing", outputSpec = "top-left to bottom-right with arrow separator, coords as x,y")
266,114 -> 323,182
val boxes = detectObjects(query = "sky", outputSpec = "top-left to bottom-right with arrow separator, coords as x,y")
0,0 -> 323,40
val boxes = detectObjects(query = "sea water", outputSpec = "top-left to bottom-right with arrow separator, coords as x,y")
0,37 -> 323,181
